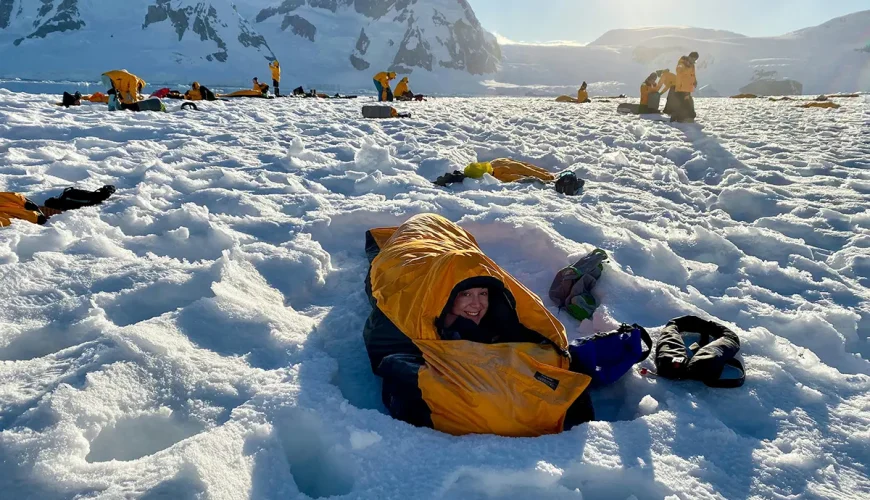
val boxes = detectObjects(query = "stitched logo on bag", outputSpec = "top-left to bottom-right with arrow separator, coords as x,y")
534,372 -> 560,390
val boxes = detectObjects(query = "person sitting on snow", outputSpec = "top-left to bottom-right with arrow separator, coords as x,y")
184,82 -> 216,101
639,72 -> 663,113
394,77 -> 424,101
252,77 -> 270,96
577,82 -> 591,103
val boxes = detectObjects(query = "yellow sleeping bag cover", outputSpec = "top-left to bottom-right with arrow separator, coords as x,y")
368,213 -> 590,436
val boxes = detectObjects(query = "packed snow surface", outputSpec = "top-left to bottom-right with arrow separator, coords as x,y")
0,90 -> 868,499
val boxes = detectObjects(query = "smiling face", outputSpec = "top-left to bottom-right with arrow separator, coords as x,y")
448,287 -> 489,325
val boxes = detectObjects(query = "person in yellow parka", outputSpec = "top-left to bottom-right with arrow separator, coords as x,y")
639,72 -> 663,113
101,70 -> 145,105
394,77 -> 409,98
373,71 -> 396,102
269,60 -> 281,97
671,52 -> 699,122
657,68 -> 677,115
184,82 -> 217,101
185,82 -> 203,101
555,82 -> 591,103
394,76 -> 424,101
577,81 -> 590,103
253,77 -> 269,95
364,213 -> 594,436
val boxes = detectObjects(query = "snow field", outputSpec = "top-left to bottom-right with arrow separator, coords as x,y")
0,90 -> 868,499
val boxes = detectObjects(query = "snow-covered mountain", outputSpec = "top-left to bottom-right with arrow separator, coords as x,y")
0,0 -> 277,85
0,3 -> 867,95
0,0 -> 500,91
235,0 -> 500,92
491,10 -> 870,96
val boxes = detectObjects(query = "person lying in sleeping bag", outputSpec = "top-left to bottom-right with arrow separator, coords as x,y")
0,186 -> 116,227
364,214 -> 594,436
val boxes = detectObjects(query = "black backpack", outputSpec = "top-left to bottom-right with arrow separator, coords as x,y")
555,171 -> 584,196
200,85 -> 216,101
43,185 -> 116,211
654,316 -> 745,388
433,171 -> 467,187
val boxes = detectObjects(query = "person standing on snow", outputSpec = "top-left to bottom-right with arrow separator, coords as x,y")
373,71 -> 396,102
672,51 -> 699,122
269,60 -> 281,97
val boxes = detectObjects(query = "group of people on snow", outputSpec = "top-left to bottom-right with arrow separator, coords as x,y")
372,71 -> 425,102
62,60 -> 420,112
632,50 -> 699,122
559,51 -> 700,122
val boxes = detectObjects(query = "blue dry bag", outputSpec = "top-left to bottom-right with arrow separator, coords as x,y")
568,323 -> 652,387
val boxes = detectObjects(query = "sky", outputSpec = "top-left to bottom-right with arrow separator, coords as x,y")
471,0 -> 869,44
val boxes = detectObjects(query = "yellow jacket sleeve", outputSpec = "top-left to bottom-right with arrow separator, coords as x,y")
394,81 -> 409,96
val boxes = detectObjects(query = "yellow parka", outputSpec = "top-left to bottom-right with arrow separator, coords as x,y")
640,80 -> 663,105
394,77 -> 410,96
185,82 -> 203,101
102,70 -> 145,105
269,60 -> 280,82
374,71 -> 396,87
577,89 -> 589,102
367,214 -> 590,436
675,57 -> 697,93
658,70 -> 676,94
0,193 -> 44,227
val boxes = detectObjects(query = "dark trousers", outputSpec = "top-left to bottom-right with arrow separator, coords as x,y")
670,91 -> 696,122
272,79 -> 280,97
374,79 -> 393,102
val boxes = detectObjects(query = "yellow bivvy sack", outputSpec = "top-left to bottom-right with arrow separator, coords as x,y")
364,213 -> 591,436
464,159 -> 557,183
0,193 -> 45,227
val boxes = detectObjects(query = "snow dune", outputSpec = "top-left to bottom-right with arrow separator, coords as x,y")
0,90 -> 868,499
